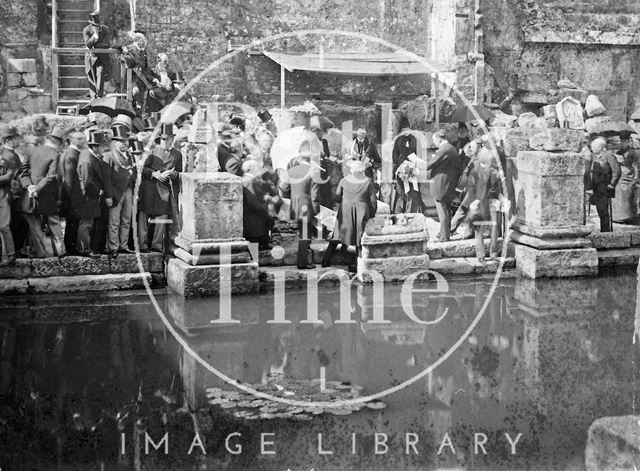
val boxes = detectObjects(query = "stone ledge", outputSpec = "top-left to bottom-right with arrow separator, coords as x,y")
597,247 -> 640,267
23,273 -> 152,295
511,222 -> 593,239
358,254 -> 430,282
586,416 -> 640,471
428,238 -> 503,259
511,231 -> 592,250
0,253 -> 164,279
589,231 -> 632,249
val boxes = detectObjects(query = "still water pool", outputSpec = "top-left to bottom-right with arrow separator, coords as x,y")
0,269 -> 638,470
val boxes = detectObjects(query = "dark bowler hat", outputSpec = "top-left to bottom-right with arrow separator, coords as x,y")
89,9 -> 101,25
143,117 -> 157,131
0,125 -> 19,141
169,71 -> 185,83
88,130 -> 108,146
112,125 -> 130,141
130,140 -> 144,154
229,114 -> 246,131
49,125 -> 68,141
159,123 -> 174,138
257,110 -> 272,123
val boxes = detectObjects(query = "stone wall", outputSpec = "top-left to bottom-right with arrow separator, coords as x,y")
135,0 -> 435,105
483,0 -> 640,115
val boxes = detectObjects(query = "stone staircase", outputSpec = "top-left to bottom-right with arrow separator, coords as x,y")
53,0 -> 95,106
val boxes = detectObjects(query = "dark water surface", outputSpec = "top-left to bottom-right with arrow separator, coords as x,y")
0,269 -> 638,470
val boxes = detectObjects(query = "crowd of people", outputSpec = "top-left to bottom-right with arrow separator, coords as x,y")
1,105 -> 638,268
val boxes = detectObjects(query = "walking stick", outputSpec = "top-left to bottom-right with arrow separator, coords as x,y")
608,197 -> 613,232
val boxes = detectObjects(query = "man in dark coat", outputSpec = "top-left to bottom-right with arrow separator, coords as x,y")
19,126 -> 68,258
76,130 -> 111,256
59,131 -> 86,254
0,125 -> 21,265
392,120 -> 421,213
586,136 -> 621,232
104,125 -> 136,257
350,127 -> 381,181
428,129 -> 462,241
217,128 -> 242,176
83,10 -> 111,98
279,147 -> 321,269
138,123 -> 181,252
242,161 -> 273,250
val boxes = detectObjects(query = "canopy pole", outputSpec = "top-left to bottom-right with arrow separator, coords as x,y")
435,73 -> 440,127
280,65 -> 285,110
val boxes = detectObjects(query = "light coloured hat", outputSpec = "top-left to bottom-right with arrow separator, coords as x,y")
350,159 -> 366,174
113,114 -> 133,130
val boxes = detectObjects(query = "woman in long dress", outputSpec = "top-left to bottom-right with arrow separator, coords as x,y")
322,160 -> 377,266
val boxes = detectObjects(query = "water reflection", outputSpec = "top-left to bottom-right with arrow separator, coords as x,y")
0,271 -> 637,470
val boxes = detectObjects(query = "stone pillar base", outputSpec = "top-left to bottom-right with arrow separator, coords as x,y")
514,244 -> 598,278
167,258 -> 259,298
358,254 -> 430,282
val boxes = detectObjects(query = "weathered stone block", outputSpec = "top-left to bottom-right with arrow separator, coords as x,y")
166,258 -> 258,297
7,58 -> 36,73
517,112 -> 538,128
30,255 -> 110,277
0,258 -> 32,279
109,253 -> 164,273
511,222 -> 593,239
358,254 -> 430,282
174,247 -> 251,265
0,279 -> 29,296
178,172 -> 244,245
6,88 -> 29,103
528,128 -> 583,152
588,231 -> 631,249
22,94 -> 52,114
514,277 -> 598,312
515,245 -> 598,278
586,416 -> 640,471
503,128 -> 534,157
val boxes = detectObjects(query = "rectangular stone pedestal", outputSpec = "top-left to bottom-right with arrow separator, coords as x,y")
167,258 -> 258,298
515,244 -> 598,278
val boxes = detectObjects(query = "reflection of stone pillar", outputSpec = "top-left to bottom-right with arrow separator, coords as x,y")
167,173 -> 258,297
511,146 -> 598,278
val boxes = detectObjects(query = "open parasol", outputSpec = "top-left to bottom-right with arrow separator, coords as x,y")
270,126 -> 322,171
444,104 -> 495,123
79,95 -> 136,118
159,101 -> 194,124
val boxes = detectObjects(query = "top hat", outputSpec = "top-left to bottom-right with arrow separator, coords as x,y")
112,125 -> 130,141
159,123 -> 174,138
257,110 -> 272,123
89,9 -> 101,25
0,125 -> 19,141
49,125 -> 68,141
150,112 -> 162,121
143,117 -> 157,131
130,140 -> 144,154
112,114 -> 132,130
88,130 -> 108,146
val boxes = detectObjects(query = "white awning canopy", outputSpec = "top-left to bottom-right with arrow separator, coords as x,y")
263,51 -> 452,75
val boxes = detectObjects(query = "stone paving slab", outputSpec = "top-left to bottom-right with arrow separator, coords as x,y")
588,231 -> 632,249
0,253 -> 164,279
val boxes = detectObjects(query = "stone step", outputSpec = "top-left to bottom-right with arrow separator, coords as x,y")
427,237 -> 504,259
0,253 -> 163,279
57,53 -> 85,66
259,257 -> 516,288
57,9 -> 89,20
597,247 -> 640,268
59,76 -> 88,88
0,273 -> 157,296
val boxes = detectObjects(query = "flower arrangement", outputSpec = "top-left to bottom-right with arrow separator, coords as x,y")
395,159 -> 421,181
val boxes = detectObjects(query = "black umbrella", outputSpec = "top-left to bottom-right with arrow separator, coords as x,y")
79,95 -> 136,118
444,104 -> 495,123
